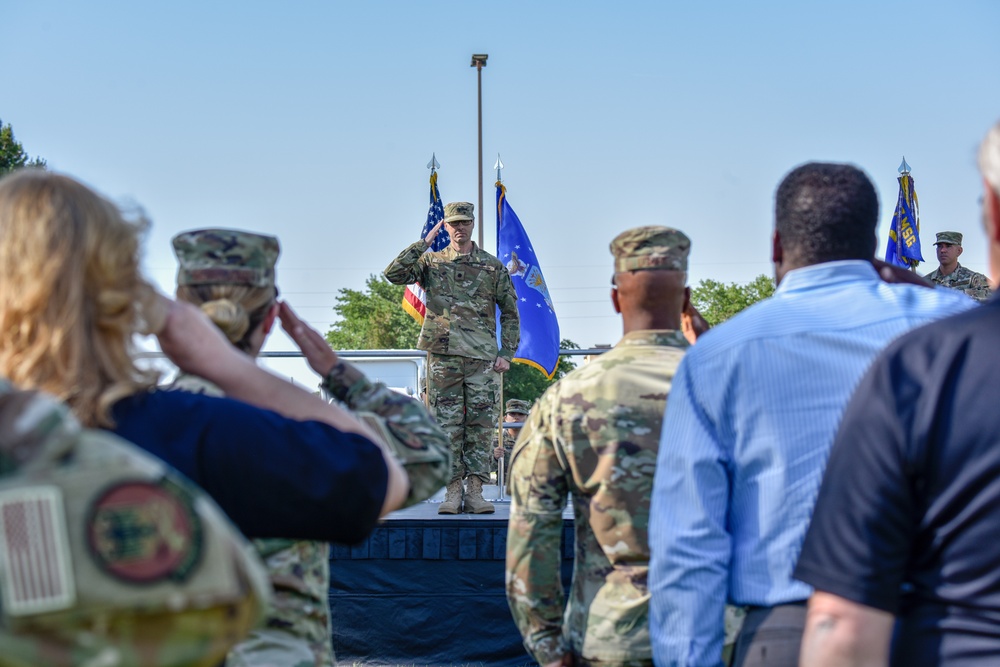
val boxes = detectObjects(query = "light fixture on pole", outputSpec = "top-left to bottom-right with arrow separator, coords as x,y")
471,53 -> 488,249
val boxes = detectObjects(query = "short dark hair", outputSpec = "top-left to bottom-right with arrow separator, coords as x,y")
775,163 -> 878,265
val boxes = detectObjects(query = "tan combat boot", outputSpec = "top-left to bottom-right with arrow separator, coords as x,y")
438,479 -> 464,515
463,476 -> 495,514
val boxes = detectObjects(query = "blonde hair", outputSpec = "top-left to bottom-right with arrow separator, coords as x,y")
0,170 -> 160,427
175,284 -> 276,353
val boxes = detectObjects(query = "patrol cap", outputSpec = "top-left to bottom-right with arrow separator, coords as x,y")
934,231 -> 963,246
504,399 -> 531,415
173,228 -> 280,288
442,202 -> 475,224
610,226 -> 691,273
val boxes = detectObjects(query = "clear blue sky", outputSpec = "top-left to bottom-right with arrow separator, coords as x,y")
5,1 -> 999,373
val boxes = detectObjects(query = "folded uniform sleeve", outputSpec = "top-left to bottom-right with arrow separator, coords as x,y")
322,360 -> 451,506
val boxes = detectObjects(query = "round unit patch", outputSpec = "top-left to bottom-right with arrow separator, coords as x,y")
86,479 -> 202,584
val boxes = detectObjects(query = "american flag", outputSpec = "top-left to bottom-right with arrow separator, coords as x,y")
402,170 -> 449,323
0,486 -> 75,615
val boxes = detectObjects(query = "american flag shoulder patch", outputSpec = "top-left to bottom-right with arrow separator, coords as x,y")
0,486 -> 75,616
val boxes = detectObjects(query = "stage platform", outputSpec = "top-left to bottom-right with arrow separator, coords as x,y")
328,487 -> 574,666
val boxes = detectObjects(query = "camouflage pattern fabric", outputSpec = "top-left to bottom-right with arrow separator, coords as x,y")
924,263 -> 992,302
383,240 -> 520,361
427,354 -> 499,484
0,379 -> 270,666
507,330 -> 689,665
609,226 -> 691,273
169,373 -> 336,667
492,429 -> 517,476
172,228 -> 280,288
227,540 -> 332,667
321,359 -> 450,506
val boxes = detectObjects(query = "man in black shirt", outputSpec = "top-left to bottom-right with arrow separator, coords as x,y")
794,119 -> 1000,666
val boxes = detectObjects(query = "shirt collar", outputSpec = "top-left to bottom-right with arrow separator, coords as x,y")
440,242 -> 480,259
775,260 -> 879,295
617,329 -> 689,348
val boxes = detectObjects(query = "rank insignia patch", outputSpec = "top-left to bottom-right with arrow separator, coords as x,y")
86,479 -> 202,584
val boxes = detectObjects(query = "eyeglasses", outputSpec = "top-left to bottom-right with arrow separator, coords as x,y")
447,220 -> 474,228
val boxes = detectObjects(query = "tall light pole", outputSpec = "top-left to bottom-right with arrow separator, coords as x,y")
471,53 -> 488,249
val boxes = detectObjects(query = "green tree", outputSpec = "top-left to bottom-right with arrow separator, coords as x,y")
325,274 -> 421,349
691,274 -> 775,326
323,276 -> 578,405
503,339 -> 580,406
0,119 -> 46,177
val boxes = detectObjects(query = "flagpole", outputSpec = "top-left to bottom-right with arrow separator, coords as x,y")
898,157 -> 916,272
471,54 -> 488,250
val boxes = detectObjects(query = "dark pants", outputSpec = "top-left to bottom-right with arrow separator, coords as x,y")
731,603 -> 806,667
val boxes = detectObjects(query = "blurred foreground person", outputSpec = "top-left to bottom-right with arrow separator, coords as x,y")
796,122 -> 1000,667
169,228 -> 450,666
507,227 -> 697,667
0,169 -> 411,545
649,163 -> 977,667
0,379 -> 270,667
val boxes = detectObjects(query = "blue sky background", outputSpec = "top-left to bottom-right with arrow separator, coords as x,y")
4,1 -> 999,380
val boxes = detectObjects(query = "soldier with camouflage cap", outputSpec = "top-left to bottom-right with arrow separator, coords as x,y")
507,226 -> 707,666
924,231 -> 992,302
385,202 -> 520,515
0,379 -> 270,666
492,398 -> 531,476
171,228 -> 450,667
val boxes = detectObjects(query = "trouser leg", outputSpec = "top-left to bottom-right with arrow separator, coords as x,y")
463,357 -> 499,484
428,354 -> 467,484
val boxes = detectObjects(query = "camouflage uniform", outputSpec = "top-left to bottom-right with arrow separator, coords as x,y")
492,399 -> 530,476
506,329 -> 688,666
924,230 -> 992,302
320,359 -> 451,508
507,227 -> 745,666
172,229 -> 335,667
493,430 -> 517,476
171,228 -> 451,666
384,202 -> 520,485
0,379 -> 270,667
925,264 -> 992,302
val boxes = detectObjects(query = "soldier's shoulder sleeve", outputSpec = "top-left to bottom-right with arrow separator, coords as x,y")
383,240 -> 430,285
0,385 -> 270,666
322,360 -> 450,506
505,391 -> 570,664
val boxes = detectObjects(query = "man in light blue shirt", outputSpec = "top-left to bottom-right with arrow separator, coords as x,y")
648,162 -> 977,667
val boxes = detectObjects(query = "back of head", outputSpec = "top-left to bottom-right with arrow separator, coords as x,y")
775,162 -> 879,267
610,226 -> 690,322
172,229 -> 280,354
0,170 -> 159,427
0,380 -> 270,666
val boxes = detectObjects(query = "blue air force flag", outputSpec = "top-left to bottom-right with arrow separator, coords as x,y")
496,183 -> 560,378
884,174 -> 923,268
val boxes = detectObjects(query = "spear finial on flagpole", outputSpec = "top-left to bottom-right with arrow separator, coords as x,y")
898,156 -> 911,175
427,153 -> 440,174
494,154 -> 504,184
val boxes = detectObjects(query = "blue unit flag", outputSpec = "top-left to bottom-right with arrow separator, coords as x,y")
884,173 -> 924,268
496,182 -> 560,378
